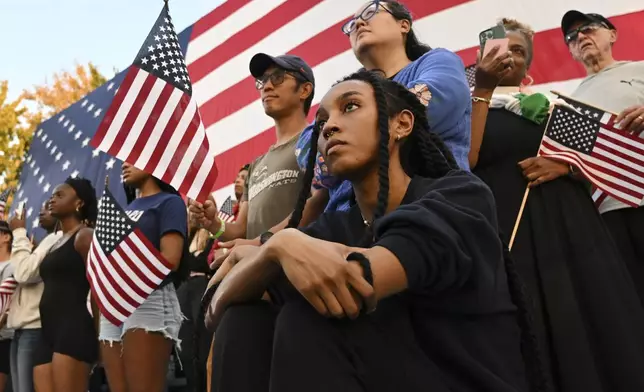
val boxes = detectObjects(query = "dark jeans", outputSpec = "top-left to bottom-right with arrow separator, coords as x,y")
10,329 -> 42,392
177,276 -> 213,392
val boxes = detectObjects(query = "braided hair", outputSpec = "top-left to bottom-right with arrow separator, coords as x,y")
64,177 -> 98,227
289,70 -> 549,391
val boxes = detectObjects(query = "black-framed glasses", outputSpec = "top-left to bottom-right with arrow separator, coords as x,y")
255,69 -> 301,90
341,1 -> 394,36
564,22 -> 607,45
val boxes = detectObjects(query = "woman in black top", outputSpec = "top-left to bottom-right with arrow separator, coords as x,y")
33,177 -> 98,392
470,18 -> 644,392
198,70 -> 547,392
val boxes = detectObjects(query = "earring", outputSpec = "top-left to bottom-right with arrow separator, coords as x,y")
395,135 -> 401,141
76,206 -> 80,212
520,74 -> 534,87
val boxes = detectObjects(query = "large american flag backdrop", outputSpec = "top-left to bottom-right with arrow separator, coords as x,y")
12,0 -> 644,233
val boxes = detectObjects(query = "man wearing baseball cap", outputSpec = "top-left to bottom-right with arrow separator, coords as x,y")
562,10 -> 644,304
193,52 -> 317,247
191,53 -> 322,391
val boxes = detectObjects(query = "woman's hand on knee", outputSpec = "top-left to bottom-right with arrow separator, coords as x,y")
268,230 -> 376,319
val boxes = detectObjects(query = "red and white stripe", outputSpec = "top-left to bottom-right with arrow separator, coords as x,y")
0,277 -> 18,317
87,228 -> 173,326
177,0 -> 644,206
92,67 -> 218,202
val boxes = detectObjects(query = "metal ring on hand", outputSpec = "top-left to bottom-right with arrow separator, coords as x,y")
638,116 -> 644,122
222,248 -> 228,254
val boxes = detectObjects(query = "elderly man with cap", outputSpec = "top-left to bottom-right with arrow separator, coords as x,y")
562,10 -> 644,304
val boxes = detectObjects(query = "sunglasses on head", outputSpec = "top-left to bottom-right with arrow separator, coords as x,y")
255,69 -> 303,90
564,22 -> 608,45
341,1 -> 395,36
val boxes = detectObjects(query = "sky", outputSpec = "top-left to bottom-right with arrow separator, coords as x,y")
0,0 -> 225,102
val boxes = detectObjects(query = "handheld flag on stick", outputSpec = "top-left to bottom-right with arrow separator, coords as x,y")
217,196 -> 236,223
539,105 -> 644,207
0,188 -> 14,220
550,92 -> 625,208
87,188 -> 173,326
90,3 -> 218,203
0,277 -> 18,317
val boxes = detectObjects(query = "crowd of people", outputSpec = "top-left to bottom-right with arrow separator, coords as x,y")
1,1 -> 643,392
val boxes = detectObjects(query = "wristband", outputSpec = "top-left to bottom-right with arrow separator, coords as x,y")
211,217 -> 226,240
346,252 -> 373,287
471,96 -> 491,105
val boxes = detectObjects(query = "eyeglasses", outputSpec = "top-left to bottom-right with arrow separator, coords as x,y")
564,22 -> 607,45
255,69 -> 301,90
341,1 -> 395,36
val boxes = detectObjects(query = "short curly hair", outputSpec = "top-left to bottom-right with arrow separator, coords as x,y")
500,17 -> 535,67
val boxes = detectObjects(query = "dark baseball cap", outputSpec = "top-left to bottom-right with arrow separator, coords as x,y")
561,10 -> 616,35
249,53 -> 315,86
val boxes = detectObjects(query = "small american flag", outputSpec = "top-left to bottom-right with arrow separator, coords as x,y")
0,188 -> 13,220
0,277 -> 18,317
539,105 -> 644,207
464,64 -> 476,89
91,3 -> 218,203
217,196 -> 236,223
87,188 -> 173,326
553,93 -> 621,208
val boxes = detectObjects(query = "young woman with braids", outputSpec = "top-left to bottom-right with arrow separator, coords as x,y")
196,70 -> 549,392
97,162 -> 187,392
32,177 -> 98,392
471,18 -> 644,392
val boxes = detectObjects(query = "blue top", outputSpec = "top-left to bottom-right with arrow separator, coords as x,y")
296,48 -> 472,212
125,192 -> 187,250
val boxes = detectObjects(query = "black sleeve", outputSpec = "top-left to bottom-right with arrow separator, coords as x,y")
374,172 -> 503,295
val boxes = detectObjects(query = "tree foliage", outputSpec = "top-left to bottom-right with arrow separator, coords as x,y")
22,62 -> 107,116
0,81 -> 32,203
0,63 -> 107,209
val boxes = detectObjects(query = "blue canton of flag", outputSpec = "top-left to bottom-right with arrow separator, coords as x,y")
10,27 -> 192,242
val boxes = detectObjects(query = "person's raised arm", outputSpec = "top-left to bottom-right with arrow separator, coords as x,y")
469,47 -> 514,168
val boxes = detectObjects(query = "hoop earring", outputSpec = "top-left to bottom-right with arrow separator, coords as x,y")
521,74 -> 534,87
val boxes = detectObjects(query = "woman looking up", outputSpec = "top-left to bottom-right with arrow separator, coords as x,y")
201,70 -> 546,392
33,177 -> 98,392
295,0 -> 471,213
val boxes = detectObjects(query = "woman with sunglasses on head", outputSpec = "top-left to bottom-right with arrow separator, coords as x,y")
471,18 -> 644,392
202,70 -> 549,392
32,177 -> 98,392
296,0 -> 471,213
98,163 -> 187,392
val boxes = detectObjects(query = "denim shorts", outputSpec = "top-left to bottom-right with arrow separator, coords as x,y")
99,283 -> 184,348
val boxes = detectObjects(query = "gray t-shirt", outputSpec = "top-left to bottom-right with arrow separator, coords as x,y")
0,260 -> 14,340
243,134 -> 304,239
571,60 -> 644,213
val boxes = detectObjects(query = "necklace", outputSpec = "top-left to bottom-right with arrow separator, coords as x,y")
360,212 -> 371,227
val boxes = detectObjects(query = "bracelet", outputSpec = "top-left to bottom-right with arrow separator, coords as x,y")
346,252 -> 374,315
211,217 -> 226,240
471,96 -> 491,105
346,252 -> 374,286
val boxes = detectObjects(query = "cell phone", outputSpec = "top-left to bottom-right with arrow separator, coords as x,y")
479,24 -> 507,50
483,37 -> 510,59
